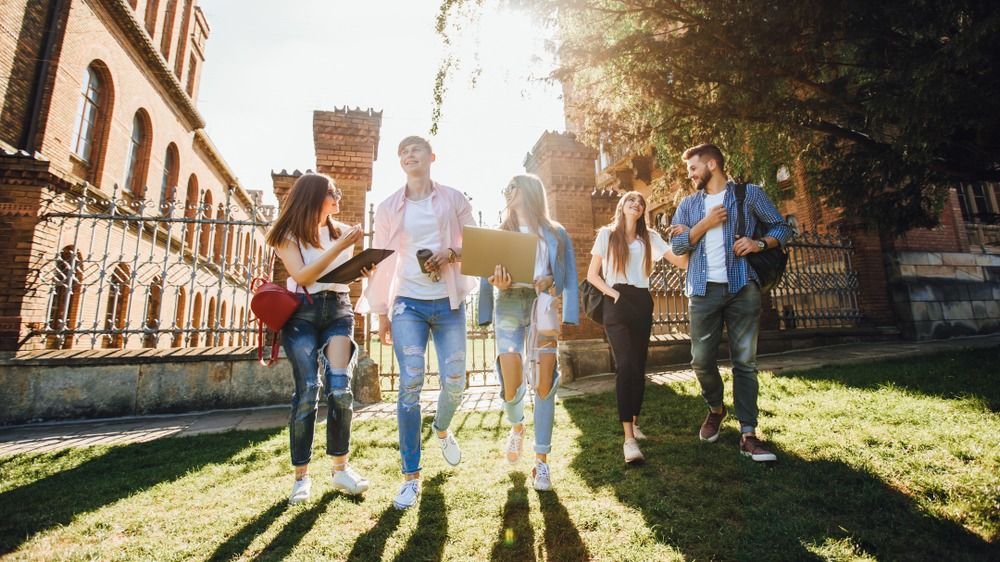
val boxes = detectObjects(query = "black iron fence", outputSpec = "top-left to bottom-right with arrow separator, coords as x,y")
29,183 -> 271,350
649,230 -> 863,333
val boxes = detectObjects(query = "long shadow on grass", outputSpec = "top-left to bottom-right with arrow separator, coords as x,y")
490,472 -> 535,561
0,428 -> 279,555
346,503 -> 405,562
207,499 -> 287,562
562,384 -> 996,561
776,346 -> 1000,412
251,490 -> 336,561
538,487 -> 590,560
392,472 -> 449,562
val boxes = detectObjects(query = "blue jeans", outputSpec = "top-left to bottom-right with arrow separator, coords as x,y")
688,282 -> 761,433
282,291 -> 357,466
391,296 -> 467,474
494,288 -> 559,454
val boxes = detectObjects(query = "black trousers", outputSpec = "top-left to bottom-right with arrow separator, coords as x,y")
603,284 -> 653,422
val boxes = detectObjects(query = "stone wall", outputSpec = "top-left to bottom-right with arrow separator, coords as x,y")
887,251 -> 1000,339
0,348 -> 382,424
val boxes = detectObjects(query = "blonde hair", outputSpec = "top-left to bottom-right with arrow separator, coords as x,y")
397,135 -> 432,155
500,173 -> 564,261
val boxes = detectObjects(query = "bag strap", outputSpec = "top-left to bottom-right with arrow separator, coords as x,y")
256,319 -> 281,367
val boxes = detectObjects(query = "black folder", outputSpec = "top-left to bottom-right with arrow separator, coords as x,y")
316,248 -> 394,284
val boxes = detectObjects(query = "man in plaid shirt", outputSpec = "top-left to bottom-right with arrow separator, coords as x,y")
670,144 -> 791,462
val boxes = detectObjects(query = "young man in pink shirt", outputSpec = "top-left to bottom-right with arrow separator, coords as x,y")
357,136 -> 477,510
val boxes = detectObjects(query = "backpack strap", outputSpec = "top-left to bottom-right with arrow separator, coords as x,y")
734,183 -> 749,239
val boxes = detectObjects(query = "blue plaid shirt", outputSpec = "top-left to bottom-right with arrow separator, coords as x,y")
670,182 -> 792,297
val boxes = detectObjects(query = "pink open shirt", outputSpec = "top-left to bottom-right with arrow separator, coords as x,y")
356,181 -> 478,314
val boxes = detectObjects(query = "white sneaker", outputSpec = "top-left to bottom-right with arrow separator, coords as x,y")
632,425 -> 647,440
288,476 -> 312,505
504,428 -> 524,464
332,465 -> 370,495
438,430 -> 462,466
393,479 -> 421,510
623,438 -> 645,464
532,461 -> 552,491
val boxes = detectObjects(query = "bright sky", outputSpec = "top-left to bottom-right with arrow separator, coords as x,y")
196,0 -> 566,226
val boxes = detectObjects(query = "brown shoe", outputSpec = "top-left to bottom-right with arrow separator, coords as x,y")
699,407 -> 726,443
740,435 -> 777,462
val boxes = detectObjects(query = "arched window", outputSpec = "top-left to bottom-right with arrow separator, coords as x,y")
225,224 -> 235,265
220,301 -> 229,345
206,296 -> 217,346
184,174 -> 199,249
102,264 -> 131,349
144,0 -> 160,37
123,110 -> 152,197
198,191 -> 213,257
143,277 -> 163,348
238,306 -> 246,345
172,287 -> 187,347
213,204 -> 225,263
73,64 -> 107,162
190,292 -> 202,346
160,0 -> 177,59
243,233 -> 251,269
46,247 -> 83,349
159,143 -> 179,213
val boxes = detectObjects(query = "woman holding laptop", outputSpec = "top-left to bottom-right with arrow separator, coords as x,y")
478,173 -> 578,491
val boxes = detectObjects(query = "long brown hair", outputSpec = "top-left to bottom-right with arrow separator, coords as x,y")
266,173 -> 340,249
605,191 -> 652,277
499,173 -> 564,261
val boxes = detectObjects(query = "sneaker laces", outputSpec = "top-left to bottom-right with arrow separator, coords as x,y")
506,430 -> 523,454
400,479 -> 419,495
534,461 -> 550,480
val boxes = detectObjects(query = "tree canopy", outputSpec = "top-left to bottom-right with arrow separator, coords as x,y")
436,0 -> 1000,233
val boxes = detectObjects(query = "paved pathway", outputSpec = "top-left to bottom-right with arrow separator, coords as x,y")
1,334 -> 997,456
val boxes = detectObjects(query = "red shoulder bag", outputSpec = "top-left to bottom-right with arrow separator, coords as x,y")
251,250 -> 312,366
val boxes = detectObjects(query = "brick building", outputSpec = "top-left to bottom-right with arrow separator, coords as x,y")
0,0 -> 270,351
522,117 -> 1000,343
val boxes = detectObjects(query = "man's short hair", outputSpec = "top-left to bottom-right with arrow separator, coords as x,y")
397,135 -> 433,156
682,143 -> 725,171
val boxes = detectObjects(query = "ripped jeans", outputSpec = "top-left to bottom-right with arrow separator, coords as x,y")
282,291 -> 357,466
494,288 -> 559,454
391,296 -> 467,474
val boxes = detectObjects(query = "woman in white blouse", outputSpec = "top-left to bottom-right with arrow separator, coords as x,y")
267,173 -> 370,504
586,191 -> 687,463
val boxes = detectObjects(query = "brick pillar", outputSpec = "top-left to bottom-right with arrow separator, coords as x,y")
847,222 -> 896,326
524,131 -> 602,341
312,107 -> 382,345
0,153 -> 64,351
269,169 -> 304,288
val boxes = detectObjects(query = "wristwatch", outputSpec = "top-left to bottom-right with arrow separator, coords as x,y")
756,240 -> 767,251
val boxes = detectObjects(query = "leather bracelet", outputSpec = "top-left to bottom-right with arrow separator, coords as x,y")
448,248 -> 458,263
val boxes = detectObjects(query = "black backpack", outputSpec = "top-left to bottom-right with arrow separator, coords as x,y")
734,183 -> 788,292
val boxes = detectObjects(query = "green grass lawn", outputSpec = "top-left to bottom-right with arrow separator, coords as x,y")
1,347 -> 998,561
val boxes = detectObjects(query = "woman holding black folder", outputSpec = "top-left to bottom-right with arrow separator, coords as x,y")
266,172 -> 372,505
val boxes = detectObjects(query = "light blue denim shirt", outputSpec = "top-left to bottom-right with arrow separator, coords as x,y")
477,225 -> 579,326
670,182 -> 791,297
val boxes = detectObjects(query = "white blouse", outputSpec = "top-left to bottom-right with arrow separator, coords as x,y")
590,227 -> 669,288
286,226 -> 353,294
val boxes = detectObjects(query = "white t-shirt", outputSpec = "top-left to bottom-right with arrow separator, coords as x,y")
512,225 -> 551,288
286,226 -> 353,294
396,196 -> 449,300
590,227 -> 669,288
703,190 -> 728,283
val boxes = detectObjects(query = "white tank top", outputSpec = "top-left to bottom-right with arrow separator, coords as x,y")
286,226 -> 353,294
